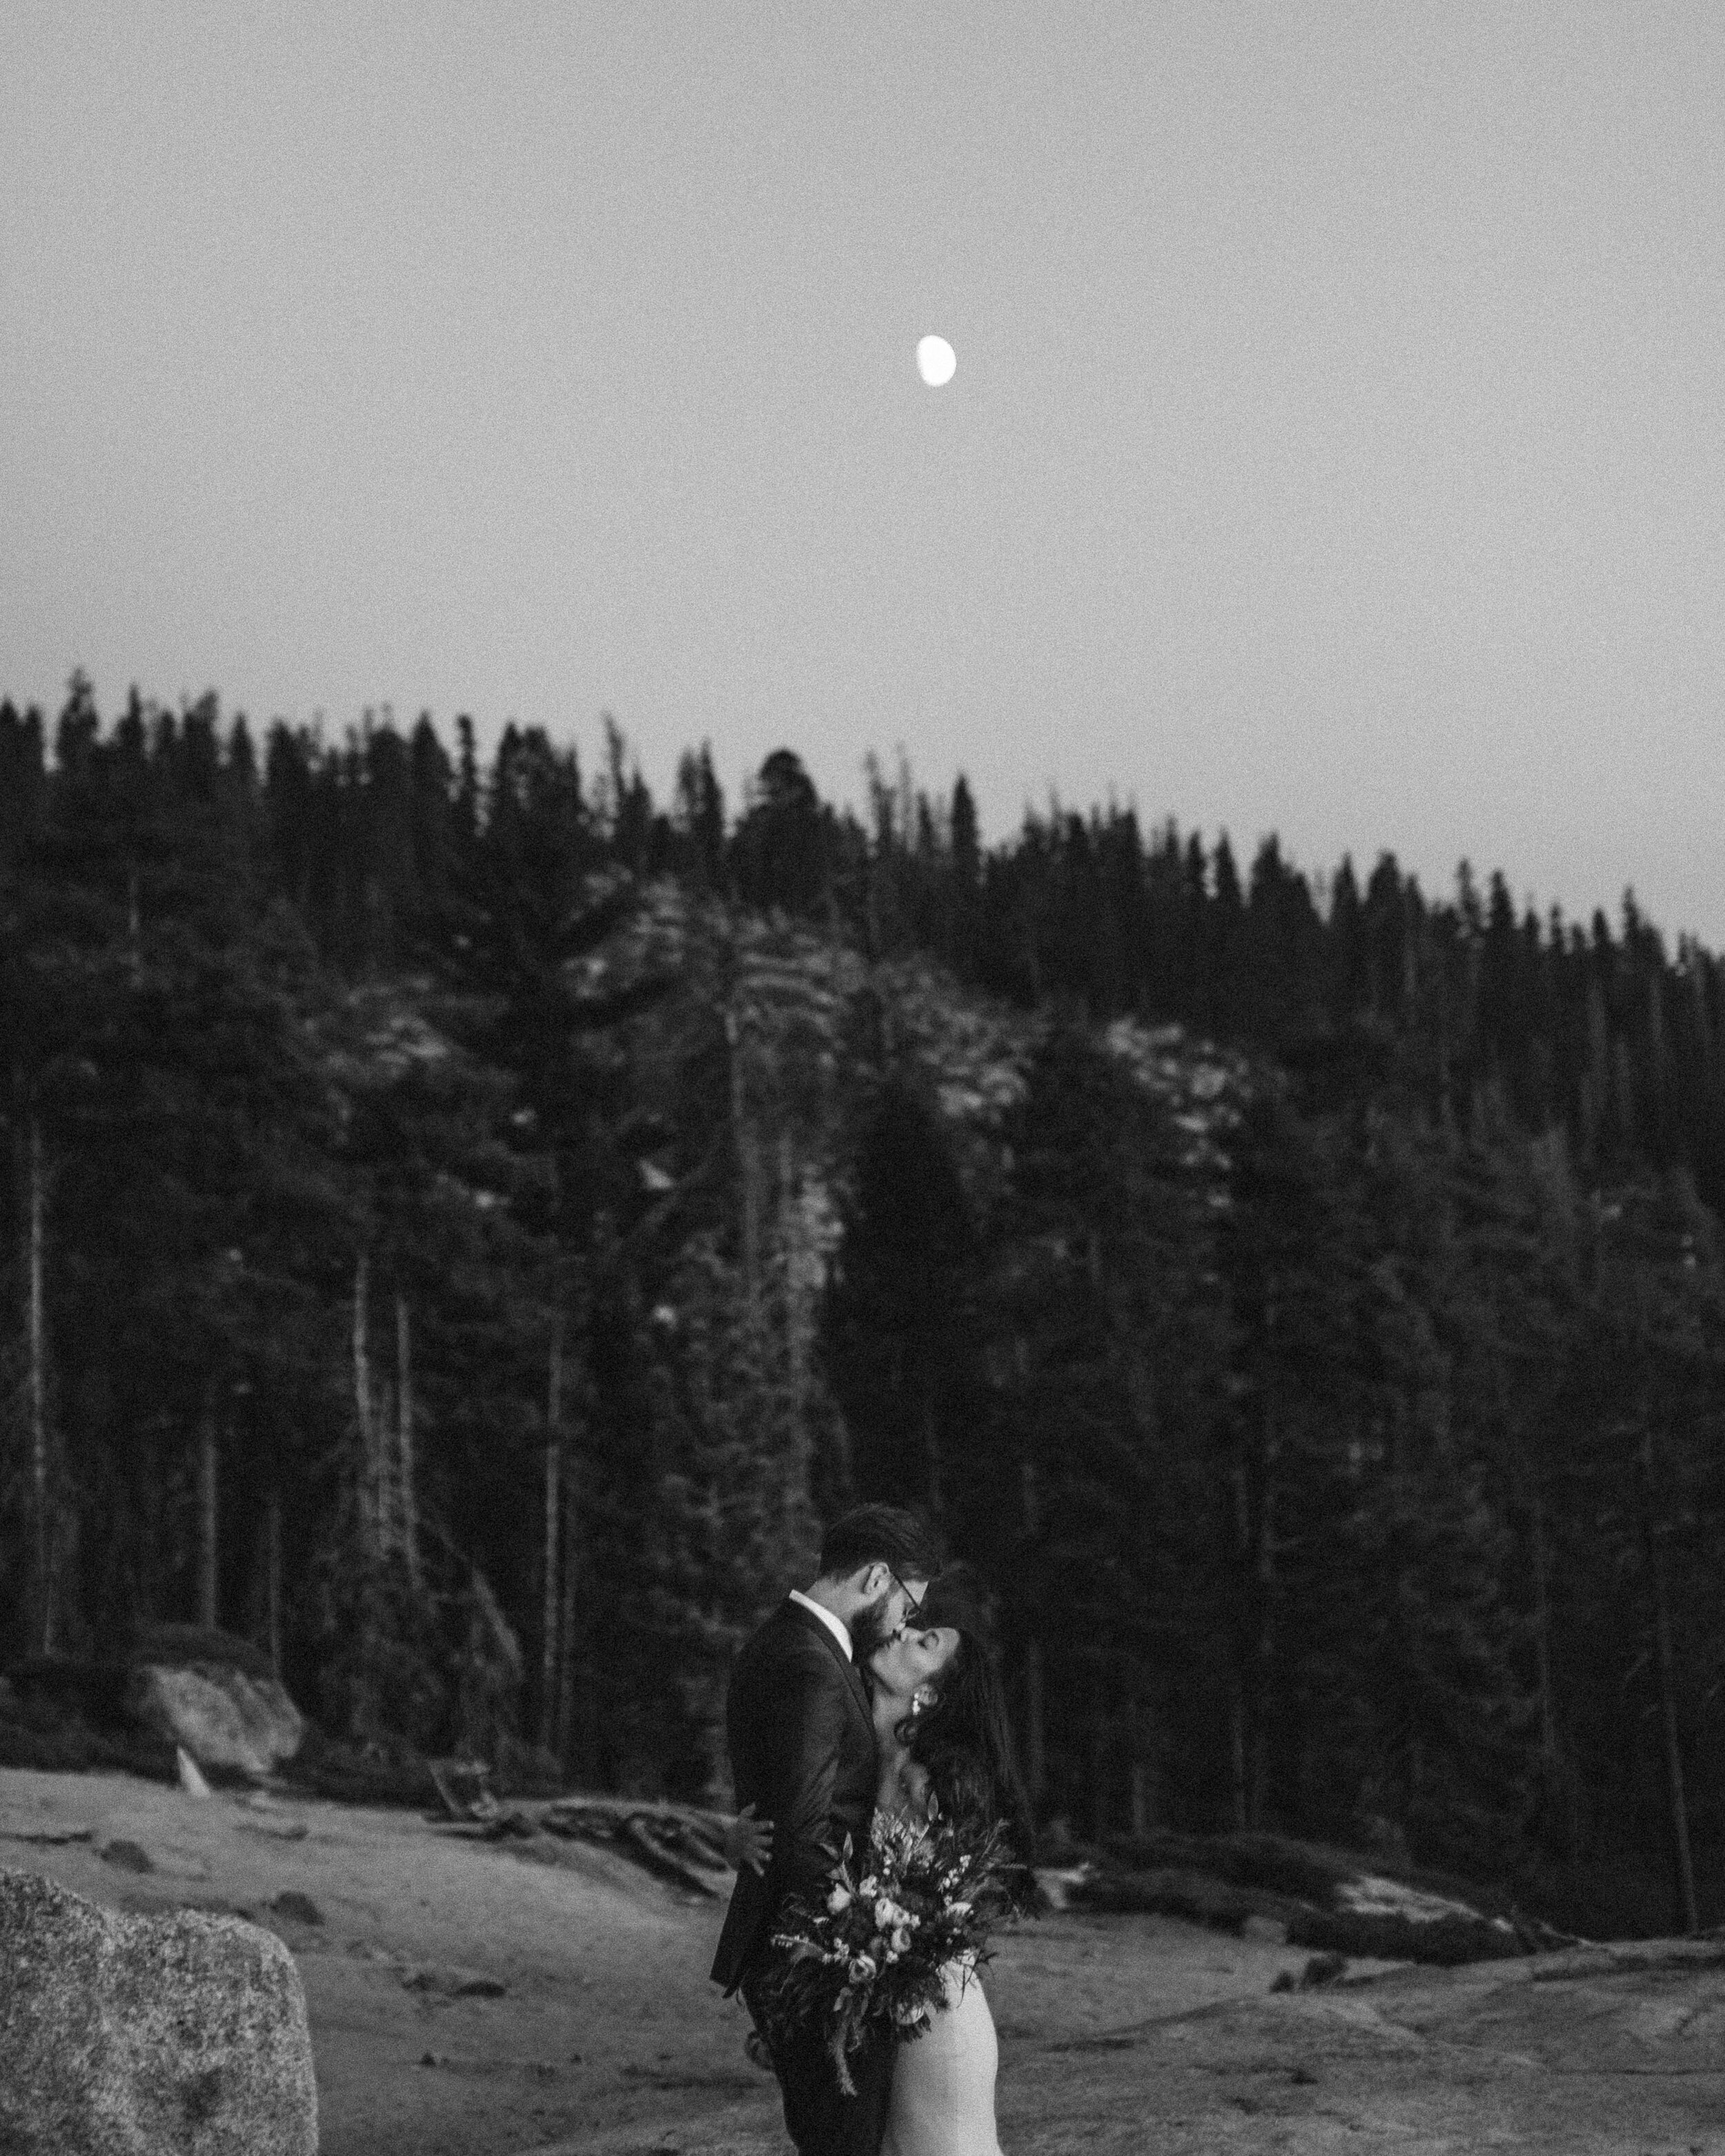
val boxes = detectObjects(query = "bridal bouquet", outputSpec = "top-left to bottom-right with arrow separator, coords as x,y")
762,1802 -> 1012,2095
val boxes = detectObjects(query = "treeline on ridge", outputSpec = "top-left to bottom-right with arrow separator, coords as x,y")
4,673 -> 1725,1939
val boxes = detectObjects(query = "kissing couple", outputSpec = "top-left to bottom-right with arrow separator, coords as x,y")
711,1505 -> 1037,2156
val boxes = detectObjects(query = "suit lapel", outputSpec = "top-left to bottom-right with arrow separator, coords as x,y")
782,1596 -> 873,1734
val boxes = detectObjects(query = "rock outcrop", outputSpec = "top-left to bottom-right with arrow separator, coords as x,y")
1067,1828 -> 1555,1966
127,1663 -> 305,1777
0,1866 -> 317,2153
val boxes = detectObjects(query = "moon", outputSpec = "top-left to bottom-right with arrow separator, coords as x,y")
916,335 -> 956,387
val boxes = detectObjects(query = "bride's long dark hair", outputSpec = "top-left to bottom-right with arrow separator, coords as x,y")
901,1567 -> 1040,1912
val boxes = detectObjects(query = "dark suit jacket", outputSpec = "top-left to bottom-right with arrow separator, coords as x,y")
710,1597 -> 877,1995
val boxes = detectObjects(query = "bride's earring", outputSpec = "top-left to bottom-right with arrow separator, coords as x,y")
911,1688 -> 934,1717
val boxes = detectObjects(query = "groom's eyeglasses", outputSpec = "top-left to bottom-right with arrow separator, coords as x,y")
889,1572 -> 926,1632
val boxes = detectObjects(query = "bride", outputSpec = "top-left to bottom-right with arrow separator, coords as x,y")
731,1567 -> 1037,2156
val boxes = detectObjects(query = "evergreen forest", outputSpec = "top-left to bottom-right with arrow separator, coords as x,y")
6,672 -> 1725,1937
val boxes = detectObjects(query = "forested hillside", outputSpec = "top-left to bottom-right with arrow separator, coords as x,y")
5,674 -> 1725,1935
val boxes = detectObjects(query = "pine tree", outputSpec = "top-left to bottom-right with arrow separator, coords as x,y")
987,1026 -> 1223,1834
822,1080 -> 985,1530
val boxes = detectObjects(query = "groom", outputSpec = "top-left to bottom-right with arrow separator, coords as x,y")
712,1503 -> 939,2156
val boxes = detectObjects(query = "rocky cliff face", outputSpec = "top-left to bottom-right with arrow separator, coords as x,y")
578,878 -> 1256,1285
308,875 -> 1256,1285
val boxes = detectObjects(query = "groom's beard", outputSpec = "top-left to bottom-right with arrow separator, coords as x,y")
848,1592 -> 895,1668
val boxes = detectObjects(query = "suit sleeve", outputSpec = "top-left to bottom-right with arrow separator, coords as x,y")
760,1645 -> 858,1908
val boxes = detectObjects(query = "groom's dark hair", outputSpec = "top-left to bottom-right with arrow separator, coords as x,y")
817,1504 -> 940,1584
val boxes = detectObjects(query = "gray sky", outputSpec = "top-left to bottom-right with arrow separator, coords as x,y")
4,3 -> 1722,942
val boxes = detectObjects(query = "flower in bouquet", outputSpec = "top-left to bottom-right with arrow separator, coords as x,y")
762,1802 -> 1013,2095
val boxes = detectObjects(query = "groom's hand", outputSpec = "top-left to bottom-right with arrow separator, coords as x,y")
724,1802 -> 775,1876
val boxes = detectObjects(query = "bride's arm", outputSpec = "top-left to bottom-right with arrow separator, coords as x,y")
875,1750 -> 930,1821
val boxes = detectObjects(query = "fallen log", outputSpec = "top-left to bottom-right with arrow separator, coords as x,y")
1529,1937 -> 1725,1983
535,1795 -> 735,1896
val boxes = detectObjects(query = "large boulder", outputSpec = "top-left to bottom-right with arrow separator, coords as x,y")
0,1867 -> 317,2153
127,1663 -> 305,1777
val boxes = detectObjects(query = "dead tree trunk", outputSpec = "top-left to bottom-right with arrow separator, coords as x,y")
1248,1409 -> 1279,1830
1639,1423 -> 1699,1935
395,1292 -> 420,1590
1526,1458 -> 1581,1855
1228,1445 -> 1252,1832
265,1485 -> 283,1677
553,1338 -> 586,1779
375,1374 -> 398,1563
778,1131 -> 814,1485
555,1438 -> 581,1775
126,866 -> 143,989
352,1251 -> 376,1558
1022,1636 -> 1046,1809
1530,1472 -> 1559,1764
727,1012 -> 761,1327
1227,1681 -> 1249,1832
1127,1685 -> 1158,1839
1018,1452 -> 1045,1806
540,1323 -> 563,1754
197,1385 -> 219,1630
922,1398 -> 943,1521
1090,1708 -> 1111,1841
26,1116 -> 54,1656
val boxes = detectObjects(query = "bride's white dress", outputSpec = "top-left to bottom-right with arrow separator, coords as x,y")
880,1957 -> 1003,2156
877,1791 -> 1005,2156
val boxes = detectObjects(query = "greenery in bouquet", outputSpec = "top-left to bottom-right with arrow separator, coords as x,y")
764,1801 -> 1013,2095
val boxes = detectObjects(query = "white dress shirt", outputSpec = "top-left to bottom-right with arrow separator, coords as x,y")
787,1588 -> 852,1661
